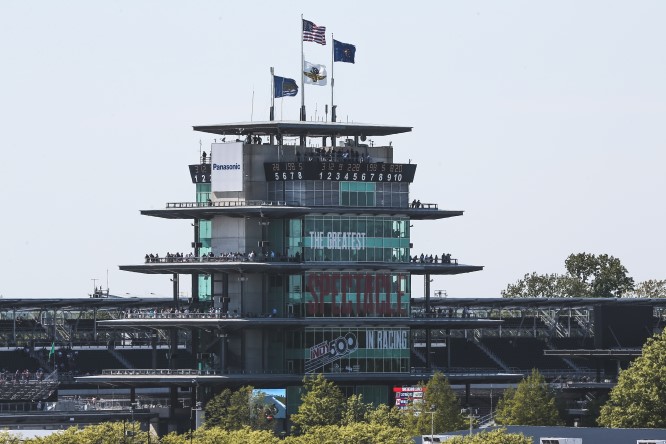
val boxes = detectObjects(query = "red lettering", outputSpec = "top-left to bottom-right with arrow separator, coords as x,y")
364,273 -> 374,315
306,273 -> 319,316
396,274 -> 405,316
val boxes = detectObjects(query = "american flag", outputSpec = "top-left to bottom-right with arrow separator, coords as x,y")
303,19 -> 326,45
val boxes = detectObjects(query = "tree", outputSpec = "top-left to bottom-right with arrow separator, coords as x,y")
27,421 -> 153,444
341,393 -> 371,425
502,253 -> 634,298
495,369 -> 561,426
414,372 -> 466,434
444,428 -> 532,444
366,403 -> 409,429
626,279 -> 666,298
162,427 -> 280,444
501,272 -> 587,298
290,374 -> 344,433
204,386 -> 271,431
598,329 -> 666,428
282,423 -> 412,444
565,253 -> 634,297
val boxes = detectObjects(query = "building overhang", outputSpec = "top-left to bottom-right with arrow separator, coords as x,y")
119,261 -> 484,276
544,349 -> 642,357
140,205 -> 462,221
75,370 -> 522,388
97,317 -> 502,331
193,121 -> 412,138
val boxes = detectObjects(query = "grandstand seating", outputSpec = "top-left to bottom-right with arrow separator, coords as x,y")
421,338 -> 500,370
0,350 -> 40,372
480,337 -> 571,370
116,349 -> 169,369
551,337 -> 595,349
74,350 -> 124,374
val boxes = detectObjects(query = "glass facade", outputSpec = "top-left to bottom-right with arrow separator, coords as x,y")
267,181 -> 409,207
303,216 -> 410,262
285,327 -> 410,374
196,183 -> 211,301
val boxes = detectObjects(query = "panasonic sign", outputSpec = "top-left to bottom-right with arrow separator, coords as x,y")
211,142 -> 243,192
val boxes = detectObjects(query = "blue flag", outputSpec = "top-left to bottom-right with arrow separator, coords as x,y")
334,40 -> 356,63
274,75 -> 298,98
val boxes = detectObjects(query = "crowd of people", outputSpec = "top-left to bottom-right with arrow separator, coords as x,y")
144,250 -> 301,263
411,253 -> 455,264
123,306 -> 280,320
297,147 -> 371,163
0,368 -> 45,384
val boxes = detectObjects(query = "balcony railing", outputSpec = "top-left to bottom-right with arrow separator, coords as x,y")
164,200 -> 440,210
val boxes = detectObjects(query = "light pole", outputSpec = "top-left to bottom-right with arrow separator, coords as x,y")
424,406 -> 436,442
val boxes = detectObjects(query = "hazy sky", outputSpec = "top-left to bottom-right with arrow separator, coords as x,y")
1,1 -> 664,299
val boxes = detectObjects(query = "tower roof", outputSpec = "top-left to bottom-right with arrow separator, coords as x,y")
193,120 -> 412,138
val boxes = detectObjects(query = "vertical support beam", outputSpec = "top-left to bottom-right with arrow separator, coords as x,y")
424,274 -> 431,369
192,219 -> 200,303
12,309 -> 16,343
218,331 -> 227,373
93,308 -> 98,342
446,330 -> 451,369
151,332 -> 157,370
172,274 -> 179,310
465,383 -> 471,407
130,387 -> 136,405
221,273 -> 229,314
169,386 -> 178,425
170,328 -> 178,370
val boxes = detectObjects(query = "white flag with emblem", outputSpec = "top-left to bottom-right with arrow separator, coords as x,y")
303,60 -> 327,86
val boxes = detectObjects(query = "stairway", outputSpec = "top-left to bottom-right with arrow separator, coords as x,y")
470,337 -> 510,372
108,349 -> 134,369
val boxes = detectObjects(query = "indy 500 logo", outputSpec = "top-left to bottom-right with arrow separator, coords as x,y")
305,333 -> 358,373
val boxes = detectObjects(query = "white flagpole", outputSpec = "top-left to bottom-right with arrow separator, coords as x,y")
300,14 -> 305,122
270,67 -> 275,144
331,33 -> 335,122
270,67 -> 275,111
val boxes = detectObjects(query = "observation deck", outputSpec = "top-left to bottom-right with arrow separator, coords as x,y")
192,120 -> 412,138
141,201 -> 461,221
120,258 -> 483,276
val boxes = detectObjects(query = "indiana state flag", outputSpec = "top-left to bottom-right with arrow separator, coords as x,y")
274,75 -> 298,98
303,60 -> 327,86
333,40 -> 356,63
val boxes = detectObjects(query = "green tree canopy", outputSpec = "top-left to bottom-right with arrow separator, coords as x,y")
414,371 -> 466,434
366,403 -> 409,429
161,427 -> 280,444
282,423 -> 412,444
626,279 -> 666,298
495,369 -> 561,426
445,428 -> 532,444
340,393 -> 371,425
203,386 -> 271,431
502,252 -> 635,298
598,329 -> 666,428
290,374 -> 345,433
26,421 -> 152,444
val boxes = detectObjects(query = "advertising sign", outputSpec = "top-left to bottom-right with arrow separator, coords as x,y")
211,142 -> 243,192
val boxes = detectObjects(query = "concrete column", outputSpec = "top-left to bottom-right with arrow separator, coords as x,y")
218,331 -> 228,373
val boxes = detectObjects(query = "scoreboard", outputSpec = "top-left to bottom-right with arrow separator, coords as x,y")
264,161 -> 417,183
189,164 -> 211,183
